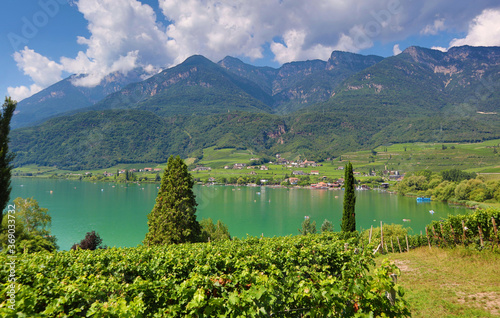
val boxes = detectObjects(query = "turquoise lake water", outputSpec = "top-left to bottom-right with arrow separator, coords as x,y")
10,178 -> 469,250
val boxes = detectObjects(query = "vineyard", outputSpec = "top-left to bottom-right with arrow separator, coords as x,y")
362,209 -> 500,253
2,209 -> 498,317
1,233 -> 410,317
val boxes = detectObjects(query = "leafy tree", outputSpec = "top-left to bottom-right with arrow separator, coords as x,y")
71,231 -> 106,250
298,218 -> 316,235
0,97 -> 16,233
415,169 -> 433,181
455,178 -> 483,201
441,168 -> 476,182
397,175 -> 428,195
341,162 -> 356,232
0,197 -> 58,253
433,181 -> 457,201
321,219 -> 334,233
199,218 -> 231,242
144,155 -> 201,245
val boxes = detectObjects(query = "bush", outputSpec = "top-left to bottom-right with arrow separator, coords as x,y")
71,231 -> 106,250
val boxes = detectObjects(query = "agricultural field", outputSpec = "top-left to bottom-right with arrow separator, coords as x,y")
12,139 -> 500,184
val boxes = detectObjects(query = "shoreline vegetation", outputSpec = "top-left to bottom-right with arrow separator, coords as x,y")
12,166 -> 500,210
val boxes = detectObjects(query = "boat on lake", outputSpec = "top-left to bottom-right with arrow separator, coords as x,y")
416,197 -> 431,202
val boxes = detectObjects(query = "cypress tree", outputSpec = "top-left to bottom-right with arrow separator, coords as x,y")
341,161 -> 356,232
0,97 -> 16,233
144,155 -> 201,245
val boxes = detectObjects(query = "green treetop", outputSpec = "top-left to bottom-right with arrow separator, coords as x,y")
341,161 -> 356,232
1,197 -> 58,253
0,97 -> 16,233
144,155 -> 201,245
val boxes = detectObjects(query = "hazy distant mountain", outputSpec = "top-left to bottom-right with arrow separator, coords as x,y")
11,69 -> 149,128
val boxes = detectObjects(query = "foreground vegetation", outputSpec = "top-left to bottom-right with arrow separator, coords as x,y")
0,233 -> 409,317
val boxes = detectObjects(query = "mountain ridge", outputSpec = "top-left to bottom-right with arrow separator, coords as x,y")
9,45 -> 500,170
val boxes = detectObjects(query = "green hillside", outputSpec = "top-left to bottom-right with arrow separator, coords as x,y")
10,106 -> 500,171
92,55 -> 274,116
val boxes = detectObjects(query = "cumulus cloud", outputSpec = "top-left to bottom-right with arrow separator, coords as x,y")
13,47 -> 63,87
449,8 -> 500,48
393,44 -> 402,55
7,47 -> 63,101
62,0 -> 172,86
421,18 -> 446,35
7,84 -> 43,102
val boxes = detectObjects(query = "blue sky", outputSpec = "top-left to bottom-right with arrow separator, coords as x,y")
2,0 -> 500,102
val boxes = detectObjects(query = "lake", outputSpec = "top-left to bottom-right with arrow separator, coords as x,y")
10,178 -> 470,250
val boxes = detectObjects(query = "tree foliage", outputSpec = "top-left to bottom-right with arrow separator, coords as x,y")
341,161 -> 356,232
0,97 -> 16,233
298,218 -> 316,235
144,155 -> 201,245
321,219 -> 334,233
0,197 -> 57,253
71,231 -> 105,250
199,218 -> 231,242
441,168 -> 477,182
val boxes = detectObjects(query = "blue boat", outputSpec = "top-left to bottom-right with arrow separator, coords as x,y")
416,197 -> 431,202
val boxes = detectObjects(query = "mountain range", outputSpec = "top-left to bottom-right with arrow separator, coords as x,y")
10,45 -> 500,170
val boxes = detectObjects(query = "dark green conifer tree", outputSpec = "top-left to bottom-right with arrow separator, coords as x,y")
144,155 -> 201,245
0,97 -> 16,233
341,161 -> 356,232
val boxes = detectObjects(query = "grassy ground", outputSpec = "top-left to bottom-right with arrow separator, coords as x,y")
379,246 -> 500,317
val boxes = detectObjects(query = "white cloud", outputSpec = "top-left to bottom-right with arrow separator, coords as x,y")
7,47 -> 63,101
449,8 -> 500,48
421,18 -> 446,35
61,0 -> 172,87
393,44 -> 402,55
270,29 -> 335,63
432,46 -> 448,52
7,84 -> 43,102
12,47 -> 63,87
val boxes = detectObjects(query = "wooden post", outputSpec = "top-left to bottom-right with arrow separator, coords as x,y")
431,225 -> 439,246
386,274 -> 397,306
391,238 -> 395,253
461,220 -> 467,243
492,217 -> 499,248
405,235 -> 409,252
369,225 -> 373,244
380,221 -> 384,251
449,223 -> 456,243
397,237 -> 402,253
425,226 -> 431,249
440,223 -> 447,245
478,225 -> 484,247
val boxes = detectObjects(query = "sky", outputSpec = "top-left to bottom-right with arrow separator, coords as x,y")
2,0 -> 500,102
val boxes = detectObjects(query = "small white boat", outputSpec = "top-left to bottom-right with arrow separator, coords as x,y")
429,210 -> 435,214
